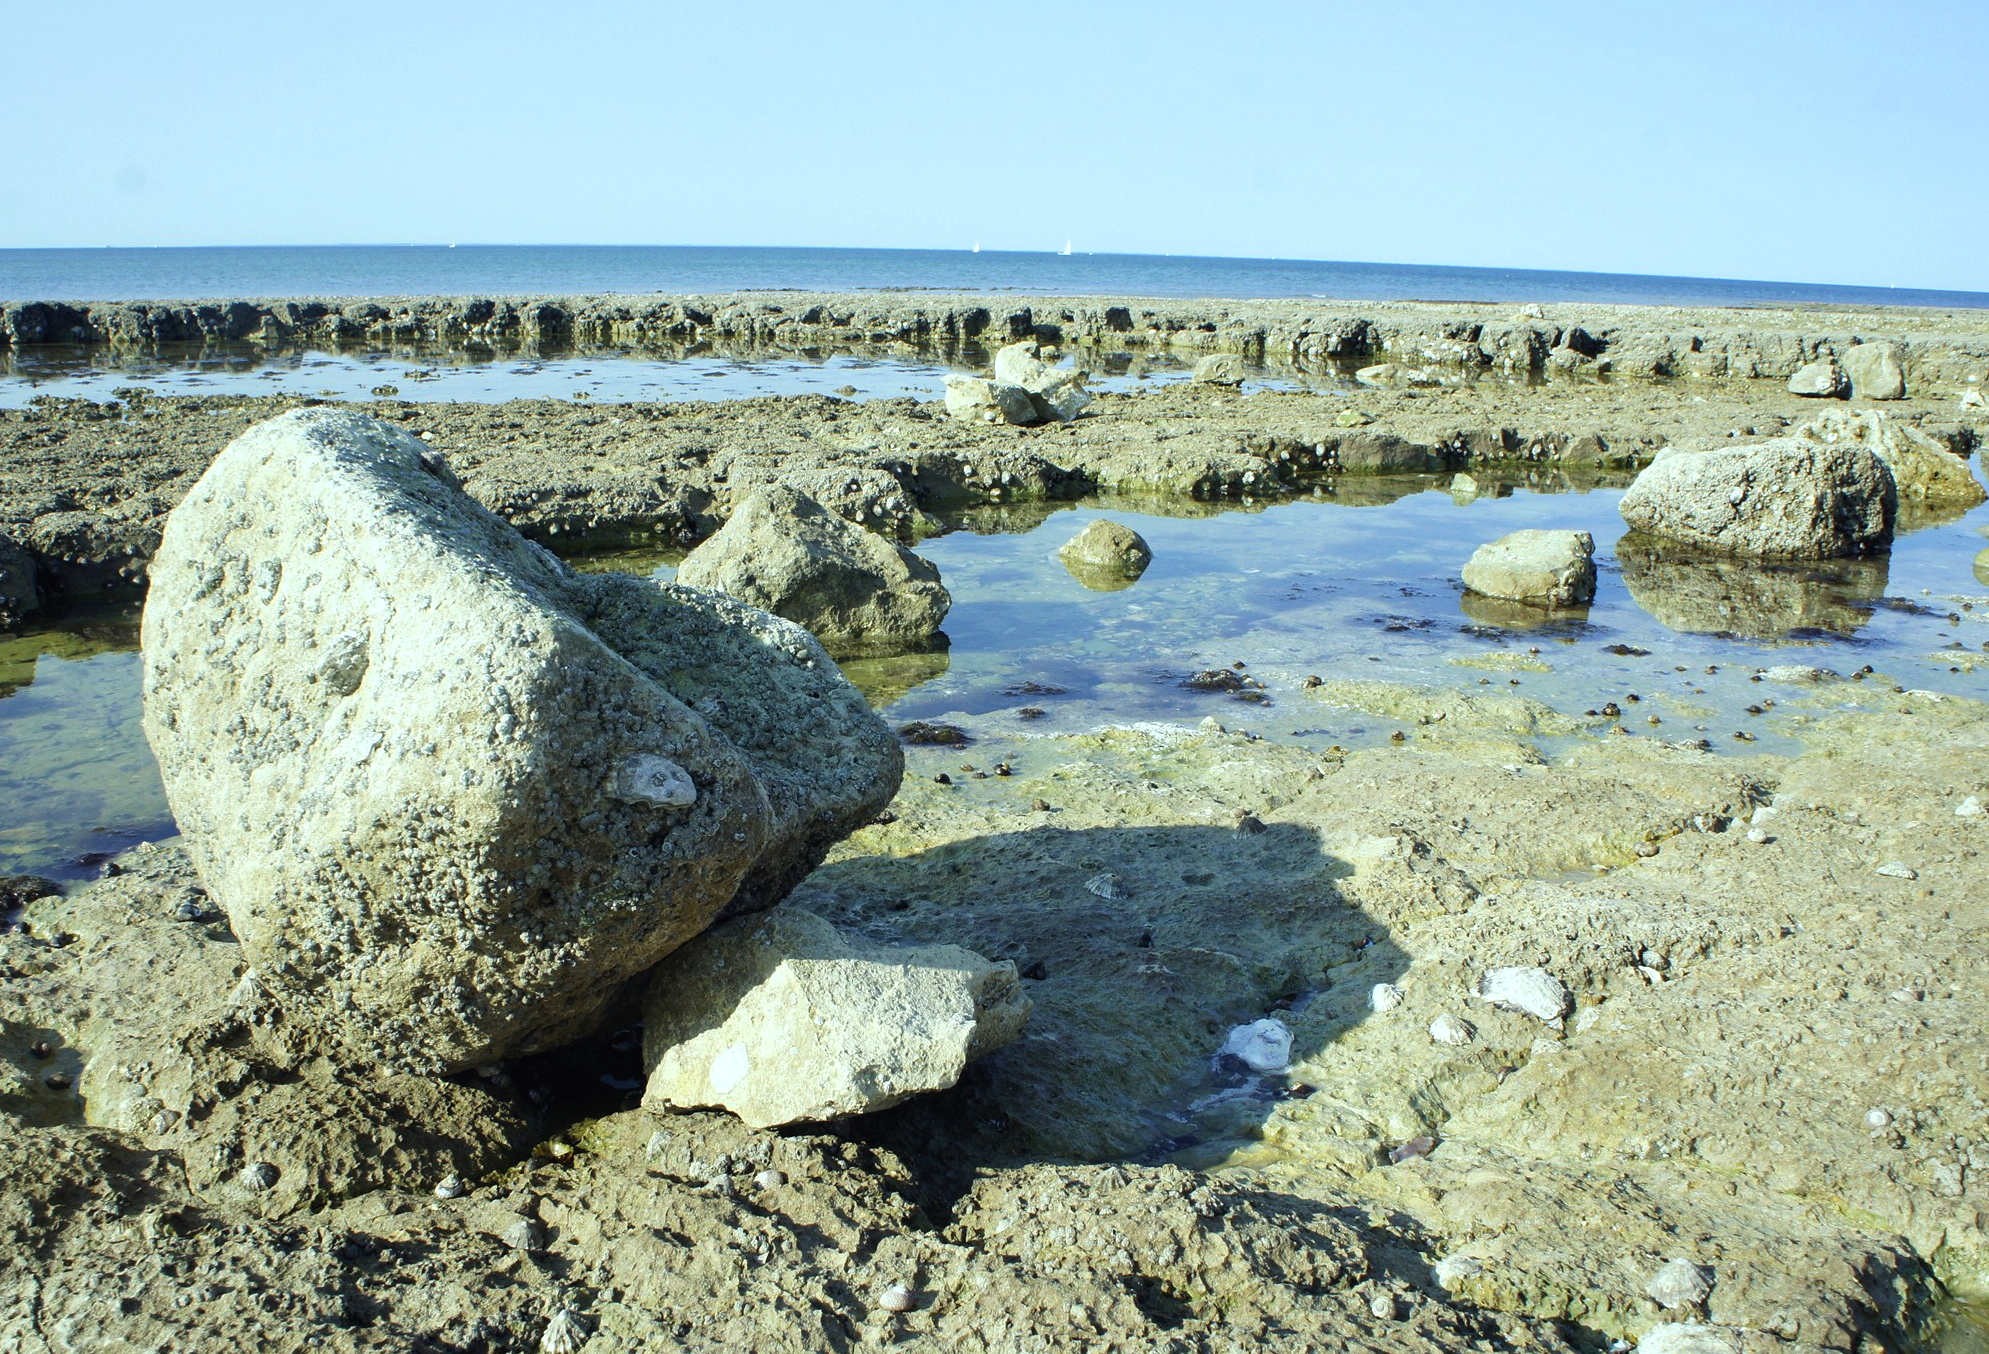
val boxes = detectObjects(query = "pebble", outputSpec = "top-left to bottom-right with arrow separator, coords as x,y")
1634,840 -> 1660,858
1874,861 -> 1918,880
1475,966 -> 1571,1023
503,1217 -> 548,1252
1745,827 -> 1770,845
1957,796 -> 1984,818
1370,982 -> 1404,1014
1428,1014 -> 1476,1047
1388,1135 -> 1436,1164
878,1283 -> 917,1314
754,1168 -> 786,1190
1645,1257 -> 1713,1309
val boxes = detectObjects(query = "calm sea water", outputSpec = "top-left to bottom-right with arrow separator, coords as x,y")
4,244 -> 1988,309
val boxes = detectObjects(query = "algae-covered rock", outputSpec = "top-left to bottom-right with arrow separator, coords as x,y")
0,533 -> 37,632
142,409 -> 898,1074
1618,439 -> 1895,558
1058,518 -> 1152,589
641,906 -> 1029,1127
674,483 -> 951,657
1461,529 -> 1595,608
1796,408 -> 1985,510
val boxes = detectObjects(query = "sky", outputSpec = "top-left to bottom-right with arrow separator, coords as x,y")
3,1 -> 1982,291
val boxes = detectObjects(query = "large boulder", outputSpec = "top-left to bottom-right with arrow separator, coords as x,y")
0,534 -> 37,631
1461,530 -> 1595,608
141,409 -> 901,1075
1796,409 -> 1985,510
1786,358 -> 1848,398
1617,440 -> 1895,559
674,484 -> 950,657
1840,342 -> 1906,400
642,907 -> 1029,1128
1058,519 -> 1152,590
992,341 -> 1092,423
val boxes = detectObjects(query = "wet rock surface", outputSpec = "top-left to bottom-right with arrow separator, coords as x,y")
1460,528 -> 1596,608
1058,517 -> 1153,589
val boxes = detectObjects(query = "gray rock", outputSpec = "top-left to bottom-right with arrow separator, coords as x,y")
1058,519 -> 1152,589
1841,341 -> 1906,400
0,533 -> 37,631
942,374 -> 1035,426
992,342 -> 1092,423
1192,353 -> 1247,386
142,409 -> 899,1075
1636,1323 -> 1740,1354
1797,409 -> 1985,509
1460,530 -> 1595,608
1617,440 -> 1894,558
641,906 -> 1030,1128
674,484 -> 950,657
1787,357 -> 1849,398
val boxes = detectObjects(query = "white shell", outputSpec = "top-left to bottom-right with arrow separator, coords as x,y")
238,1161 -> 278,1192
432,1173 -> 464,1200
1217,1018 -> 1293,1073
878,1283 -> 917,1313
1428,1014 -> 1476,1046
1645,1257 -> 1712,1309
1956,796 -> 1984,818
1084,872 -> 1122,900
1370,982 -> 1404,1014
1368,1291 -> 1400,1319
754,1168 -> 786,1190
540,1307 -> 589,1354
503,1217 -> 548,1252
1866,1108 -> 1892,1129
1475,966 -> 1572,1023
1874,861 -> 1918,880
612,754 -> 697,808
1432,1254 -> 1483,1287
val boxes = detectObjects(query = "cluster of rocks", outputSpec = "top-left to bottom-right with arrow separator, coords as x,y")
944,340 -> 1093,426
137,409 -> 1021,1116
1786,341 -> 1907,400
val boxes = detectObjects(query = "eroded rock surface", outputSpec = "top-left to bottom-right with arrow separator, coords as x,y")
1618,439 -> 1896,558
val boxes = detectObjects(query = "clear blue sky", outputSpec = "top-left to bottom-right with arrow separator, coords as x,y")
4,1 -> 1981,290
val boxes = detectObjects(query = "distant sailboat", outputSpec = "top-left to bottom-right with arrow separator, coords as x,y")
972,241 -> 981,253
1060,240 -> 1073,256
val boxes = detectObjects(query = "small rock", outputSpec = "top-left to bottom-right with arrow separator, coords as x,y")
1645,1257 -> 1713,1310
539,1307 -> 590,1354
1874,861 -> 1918,880
1192,353 -> 1247,386
1474,966 -> 1572,1023
432,1173 -> 464,1200
1866,1108 -> 1892,1130
1787,357 -> 1849,398
1059,520 -> 1153,588
754,1168 -> 786,1190
1840,342 -> 1906,400
878,1283 -> 917,1314
1428,1014 -> 1475,1047
1461,529 -> 1597,608
502,1216 -> 549,1253
1636,1322 -> 1741,1354
1432,1255 -> 1483,1288
1746,827 -> 1771,845
1388,1135 -> 1435,1164
1634,840 -> 1660,858
1957,796 -> 1984,818
1216,1018 -> 1292,1073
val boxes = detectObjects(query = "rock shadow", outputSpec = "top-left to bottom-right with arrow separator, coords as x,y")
785,820 -> 1407,1214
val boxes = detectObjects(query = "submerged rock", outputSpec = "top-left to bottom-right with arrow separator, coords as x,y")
1618,440 -> 1895,558
1841,341 -> 1906,400
0,534 -> 36,631
142,409 -> 899,1074
641,907 -> 1029,1127
675,483 -> 950,657
1058,519 -> 1152,589
1787,357 -> 1849,398
1461,529 -> 1595,608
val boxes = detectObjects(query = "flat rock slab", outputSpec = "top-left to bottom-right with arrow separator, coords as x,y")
642,906 -> 1028,1127
1617,439 -> 1895,558
142,409 -> 899,1075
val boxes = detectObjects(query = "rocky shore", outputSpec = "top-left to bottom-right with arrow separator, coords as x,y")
3,298 -> 1987,1352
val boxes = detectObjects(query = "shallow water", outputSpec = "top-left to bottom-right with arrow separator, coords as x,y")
4,479 -> 1983,882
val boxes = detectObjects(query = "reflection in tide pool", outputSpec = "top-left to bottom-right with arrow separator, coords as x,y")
1,479 -> 1985,879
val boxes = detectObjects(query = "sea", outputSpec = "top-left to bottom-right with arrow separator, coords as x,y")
3,243 -> 1988,309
